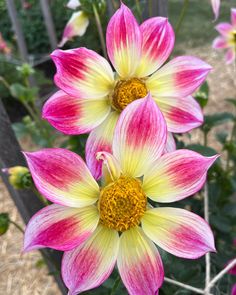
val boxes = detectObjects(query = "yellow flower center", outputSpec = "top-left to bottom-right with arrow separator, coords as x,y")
99,176 -> 147,232
112,78 -> 148,111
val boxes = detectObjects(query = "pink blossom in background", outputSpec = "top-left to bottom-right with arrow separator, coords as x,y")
23,94 -> 217,295
43,3 -> 211,180
213,8 -> 236,64
0,33 -> 11,55
58,11 -> 89,47
67,0 -> 80,10
211,0 -> 221,21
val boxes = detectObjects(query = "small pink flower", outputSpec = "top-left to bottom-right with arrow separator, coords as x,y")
0,33 -> 11,55
24,94 -> 217,295
213,8 -> 236,64
43,3 -> 211,180
67,0 -> 80,10
211,0 -> 221,21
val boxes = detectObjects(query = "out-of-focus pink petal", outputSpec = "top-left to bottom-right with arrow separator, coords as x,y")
113,93 -> 167,178
225,49 -> 235,64
24,148 -> 99,207
62,225 -> 119,295
228,259 -> 236,275
96,151 -> 121,184
106,3 -> 141,78
215,23 -> 233,36
212,36 -> 228,49
24,204 -> 99,252
142,207 -> 215,259
42,90 -> 111,135
51,48 -> 114,98
147,56 -> 212,98
211,0 -> 220,21
117,227 -> 164,295
67,0 -> 80,10
58,11 -> 89,47
163,132 -> 176,154
142,150 -> 218,203
231,8 -> 236,26
135,17 -> 175,77
232,284 -> 236,295
155,95 -> 203,133
86,112 -> 119,180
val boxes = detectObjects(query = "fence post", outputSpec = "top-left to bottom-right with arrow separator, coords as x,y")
39,0 -> 58,50
0,99 -> 67,294
6,0 -> 28,61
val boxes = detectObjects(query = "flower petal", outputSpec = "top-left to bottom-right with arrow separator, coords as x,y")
62,225 -> 119,295
143,150 -> 218,203
155,95 -> 203,133
225,49 -> 235,64
117,227 -> 164,295
113,93 -> 167,178
42,90 -> 111,135
96,151 -> 121,184
231,8 -> 236,26
24,148 -> 99,207
86,112 -> 119,180
58,11 -> 89,47
215,23 -> 233,36
212,36 -> 228,49
163,132 -> 176,154
51,48 -> 114,98
106,3 -> 141,78
135,17 -> 175,77
142,207 -> 215,259
24,204 -> 99,252
147,56 -> 212,98
211,0 -> 220,21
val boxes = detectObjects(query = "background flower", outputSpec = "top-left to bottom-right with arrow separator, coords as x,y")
213,8 -> 236,64
43,3 -> 210,180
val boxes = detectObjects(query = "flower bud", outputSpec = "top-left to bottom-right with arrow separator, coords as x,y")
2,166 -> 32,189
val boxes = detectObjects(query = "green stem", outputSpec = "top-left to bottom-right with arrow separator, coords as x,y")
110,275 -> 121,295
0,76 -> 10,89
93,4 -> 108,60
226,120 -> 236,171
148,0 -> 153,18
33,187 -> 49,206
203,131 -> 208,147
175,0 -> 189,37
9,220 -> 24,233
135,0 -> 143,22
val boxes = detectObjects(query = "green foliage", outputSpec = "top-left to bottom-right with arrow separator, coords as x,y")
10,83 -> 38,104
0,213 -> 10,236
194,82 -> 209,108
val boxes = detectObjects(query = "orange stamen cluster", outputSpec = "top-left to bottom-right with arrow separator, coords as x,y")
99,176 -> 147,232
112,78 -> 148,111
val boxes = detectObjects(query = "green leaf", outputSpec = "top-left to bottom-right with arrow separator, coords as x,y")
0,213 -> 10,236
226,98 -> 236,107
194,81 -> 209,108
201,112 -> 235,133
215,131 -> 228,145
9,83 -> 38,103
211,215 -> 232,233
186,144 -> 218,157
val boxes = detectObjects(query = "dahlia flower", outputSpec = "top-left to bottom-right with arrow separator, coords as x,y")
43,3 -> 211,179
24,95 -> 216,295
213,8 -> 236,64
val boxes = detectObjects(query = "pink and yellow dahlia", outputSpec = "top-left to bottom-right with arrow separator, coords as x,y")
43,3 -> 211,179
213,8 -> 236,64
24,95 -> 216,295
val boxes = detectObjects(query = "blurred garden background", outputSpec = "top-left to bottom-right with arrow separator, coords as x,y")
0,0 -> 236,294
